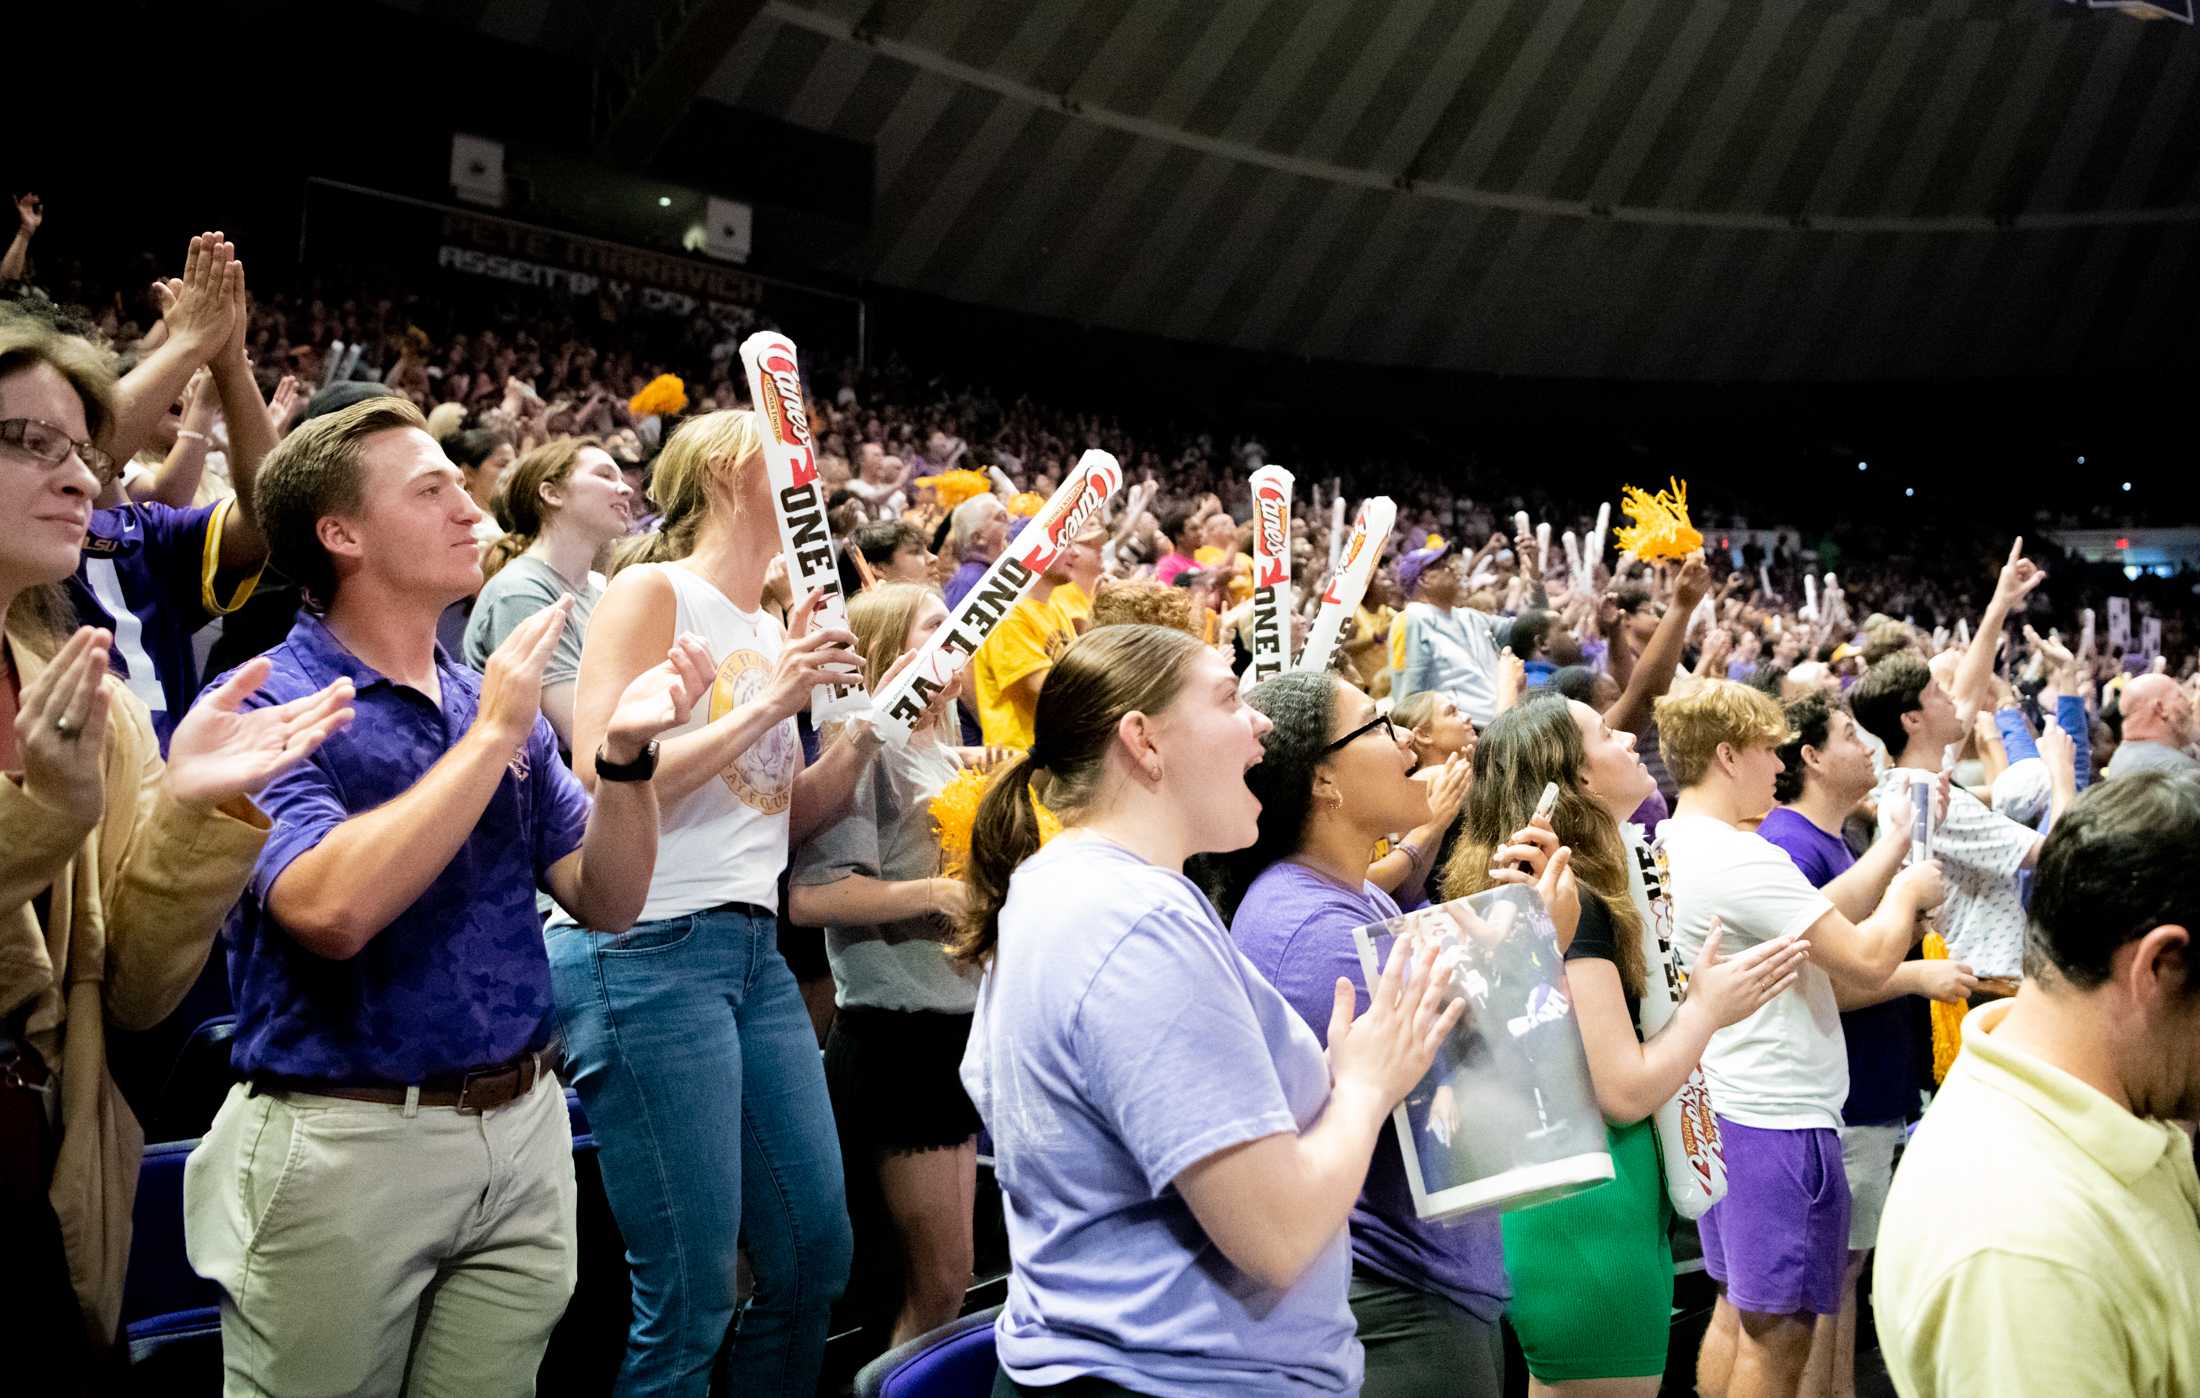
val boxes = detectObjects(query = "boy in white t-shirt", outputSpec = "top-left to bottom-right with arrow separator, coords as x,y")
1654,681 -> 1943,1398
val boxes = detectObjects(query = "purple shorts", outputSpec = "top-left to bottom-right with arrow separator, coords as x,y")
1696,1118 -> 1850,1318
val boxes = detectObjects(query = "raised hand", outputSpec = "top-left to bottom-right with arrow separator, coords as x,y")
601,633 -> 714,762
1673,551 -> 1713,609
1483,820 -> 1580,944
162,233 -> 240,362
1325,934 -> 1468,1111
12,627 -> 116,826
267,375 -> 303,435
1994,537 -> 2047,607
1423,750 -> 1473,828
165,658 -> 356,811
474,595 -> 572,752
179,366 -> 218,435
760,591 -> 863,722
14,192 -> 42,237
1684,922 -> 1809,1028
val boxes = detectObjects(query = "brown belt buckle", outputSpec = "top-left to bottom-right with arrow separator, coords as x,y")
454,1053 -> 534,1114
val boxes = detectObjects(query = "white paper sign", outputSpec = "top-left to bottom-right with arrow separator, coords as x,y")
2108,596 -> 2132,654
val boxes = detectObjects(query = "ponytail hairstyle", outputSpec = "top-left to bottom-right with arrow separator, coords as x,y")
481,436 -> 600,583
1441,692 -> 1645,998
847,581 -> 937,696
949,623 -> 1206,967
1191,670 -> 1342,919
610,409 -> 765,575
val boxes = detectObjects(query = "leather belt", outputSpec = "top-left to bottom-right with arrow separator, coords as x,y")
255,1047 -> 551,1114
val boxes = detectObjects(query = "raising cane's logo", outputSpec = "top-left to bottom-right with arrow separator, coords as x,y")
1254,485 -> 1291,588
1016,461 -> 1121,573
753,345 -> 818,487
1324,526 -> 1369,604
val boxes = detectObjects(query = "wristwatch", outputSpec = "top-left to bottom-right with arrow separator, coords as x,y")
594,740 -> 660,783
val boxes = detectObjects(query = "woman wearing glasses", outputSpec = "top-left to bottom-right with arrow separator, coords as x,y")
1198,669 -> 1573,1398
0,308 -> 353,1364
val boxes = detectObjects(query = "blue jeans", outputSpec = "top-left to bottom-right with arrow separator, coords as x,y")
548,906 -> 851,1397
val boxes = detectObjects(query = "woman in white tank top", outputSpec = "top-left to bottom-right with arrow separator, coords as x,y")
548,409 -> 877,1397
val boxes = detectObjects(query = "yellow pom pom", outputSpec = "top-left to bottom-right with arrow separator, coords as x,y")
1008,491 -> 1047,518
929,763 -> 1062,880
1610,477 -> 1704,562
1426,534 -> 1445,550
1923,932 -> 1963,1083
914,469 -> 993,512
627,374 -> 688,420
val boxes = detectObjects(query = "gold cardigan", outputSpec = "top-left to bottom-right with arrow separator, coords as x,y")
1,646 -> 268,1346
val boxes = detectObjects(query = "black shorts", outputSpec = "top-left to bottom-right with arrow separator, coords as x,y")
824,1005 -> 981,1155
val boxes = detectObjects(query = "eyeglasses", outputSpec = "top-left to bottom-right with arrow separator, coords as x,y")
1321,711 -> 1408,756
1,418 -> 118,487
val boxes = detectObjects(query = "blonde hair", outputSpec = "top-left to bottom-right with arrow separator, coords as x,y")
483,436 -> 601,583
1088,580 -> 1198,634
612,409 -> 766,574
424,401 -> 468,443
0,307 -> 119,658
1653,678 -> 1792,788
254,396 -> 430,608
847,582 -> 937,695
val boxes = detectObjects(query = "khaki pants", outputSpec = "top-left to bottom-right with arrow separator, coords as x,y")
183,1074 -> 578,1398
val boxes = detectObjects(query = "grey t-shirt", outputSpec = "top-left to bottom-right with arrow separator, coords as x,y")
463,554 -> 600,693
791,735 -> 978,1013
2103,739 -> 2200,781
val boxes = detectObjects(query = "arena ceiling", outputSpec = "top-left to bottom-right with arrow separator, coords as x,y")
419,0 -> 2200,381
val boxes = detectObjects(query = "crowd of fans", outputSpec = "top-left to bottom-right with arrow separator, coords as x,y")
5,196 -> 2198,1398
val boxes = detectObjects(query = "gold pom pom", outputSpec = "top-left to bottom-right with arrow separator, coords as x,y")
930,763 -> 1063,880
627,374 -> 688,419
1923,932 -> 1963,1083
1008,491 -> 1047,518
1611,477 -> 1704,562
914,469 -> 994,512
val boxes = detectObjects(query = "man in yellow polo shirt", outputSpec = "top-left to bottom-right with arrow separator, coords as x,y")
1048,522 -> 1106,635
1874,771 -> 2200,1397
971,540 -> 1078,748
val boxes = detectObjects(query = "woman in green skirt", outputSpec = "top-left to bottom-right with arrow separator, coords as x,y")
1445,695 -> 1808,1395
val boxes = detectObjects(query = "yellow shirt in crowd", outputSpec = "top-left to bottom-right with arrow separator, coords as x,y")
1873,1000 -> 2200,1397
1052,581 -> 1093,631
972,593 -> 1076,748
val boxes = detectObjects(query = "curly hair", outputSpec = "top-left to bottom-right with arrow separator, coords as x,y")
1088,580 -> 1199,635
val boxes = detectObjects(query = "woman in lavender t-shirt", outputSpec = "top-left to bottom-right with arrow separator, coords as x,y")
954,624 -> 1463,1397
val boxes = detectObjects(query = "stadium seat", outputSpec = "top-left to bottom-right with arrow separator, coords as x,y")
120,1139 -> 221,1374
146,1014 -> 238,1144
852,1305 -> 1001,1398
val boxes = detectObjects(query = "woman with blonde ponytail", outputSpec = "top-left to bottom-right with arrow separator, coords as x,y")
461,437 -> 632,752
551,409 -> 877,1397
958,624 -> 1467,1398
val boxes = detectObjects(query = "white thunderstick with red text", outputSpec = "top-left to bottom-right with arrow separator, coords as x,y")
741,330 -> 868,723
868,450 -> 1125,745
1298,496 -> 1396,675
1247,465 -> 1296,683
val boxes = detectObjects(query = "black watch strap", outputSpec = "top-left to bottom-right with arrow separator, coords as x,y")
593,739 -> 660,783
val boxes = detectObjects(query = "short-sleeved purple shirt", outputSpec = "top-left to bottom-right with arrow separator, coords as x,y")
963,837 -> 1359,1395
220,612 -> 590,1084
1231,861 -> 1511,1324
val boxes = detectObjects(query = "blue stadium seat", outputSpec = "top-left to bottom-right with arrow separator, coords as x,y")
852,1305 -> 1001,1398
121,1139 -> 221,1370
147,1014 -> 238,1144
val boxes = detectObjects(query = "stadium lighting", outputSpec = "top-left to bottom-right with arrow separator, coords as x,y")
657,196 -> 672,207
2123,481 -> 2134,491
1856,461 -> 1867,471
2077,455 -> 2087,465
1904,487 -> 1915,498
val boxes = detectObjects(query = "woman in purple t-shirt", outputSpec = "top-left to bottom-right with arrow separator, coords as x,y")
954,625 -> 1463,1397
1199,671 -> 1567,1398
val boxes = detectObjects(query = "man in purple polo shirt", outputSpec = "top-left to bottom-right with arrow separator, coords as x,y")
182,397 -> 713,1397
1756,690 -> 1974,1397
